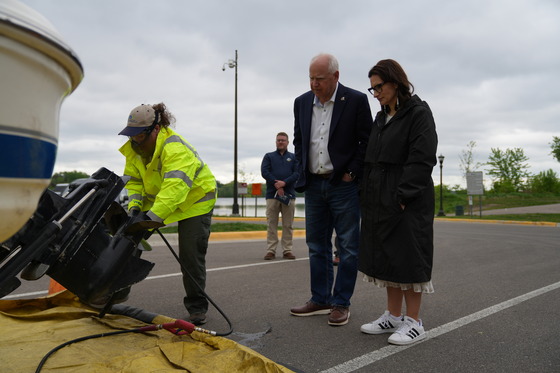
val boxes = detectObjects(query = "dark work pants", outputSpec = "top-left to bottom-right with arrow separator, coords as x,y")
178,210 -> 213,315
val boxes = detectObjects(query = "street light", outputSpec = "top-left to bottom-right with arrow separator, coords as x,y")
437,154 -> 445,216
222,50 -> 239,216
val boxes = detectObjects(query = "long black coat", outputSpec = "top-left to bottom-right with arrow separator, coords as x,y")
358,95 -> 438,284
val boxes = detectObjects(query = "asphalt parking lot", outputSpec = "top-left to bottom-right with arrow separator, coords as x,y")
5,209 -> 560,373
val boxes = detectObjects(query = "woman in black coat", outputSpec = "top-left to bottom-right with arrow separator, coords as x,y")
358,59 -> 438,346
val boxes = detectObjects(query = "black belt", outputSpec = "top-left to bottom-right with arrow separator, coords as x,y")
311,172 -> 332,179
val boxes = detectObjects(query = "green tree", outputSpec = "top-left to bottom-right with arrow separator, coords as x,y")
528,169 -> 560,193
216,180 -> 233,197
50,170 -> 90,188
551,136 -> 560,163
459,140 -> 482,180
485,147 -> 530,192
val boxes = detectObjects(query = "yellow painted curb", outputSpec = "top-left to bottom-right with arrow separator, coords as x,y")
209,230 -> 306,241
212,217 -> 305,222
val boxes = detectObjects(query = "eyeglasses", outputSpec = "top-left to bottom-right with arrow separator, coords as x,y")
129,126 -> 155,144
368,82 -> 386,95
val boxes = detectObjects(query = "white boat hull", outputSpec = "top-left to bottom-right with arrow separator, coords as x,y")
0,0 -> 83,241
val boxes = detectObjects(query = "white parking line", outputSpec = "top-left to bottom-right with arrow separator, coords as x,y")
319,280 -> 560,373
2,290 -> 48,299
2,258 -> 310,299
6,263 -> 559,373
148,257 -> 310,280
208,257 -> 309,272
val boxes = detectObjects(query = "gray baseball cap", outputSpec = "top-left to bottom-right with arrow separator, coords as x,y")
118,104 -> 159,136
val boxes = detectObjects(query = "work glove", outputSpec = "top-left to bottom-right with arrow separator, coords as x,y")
128,208 -> 152,222
128,207 -> 141,217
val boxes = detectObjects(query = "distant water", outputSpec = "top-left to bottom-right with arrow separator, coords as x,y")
214,197 -> 305,218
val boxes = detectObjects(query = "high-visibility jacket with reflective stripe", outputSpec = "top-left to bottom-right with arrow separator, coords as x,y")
119,127 -> 216,224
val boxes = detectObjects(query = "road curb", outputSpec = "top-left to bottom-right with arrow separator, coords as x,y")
149,217 -> 558,246
149,229 -> 306,246
209,229 -> 306,241
212,217 -> 305,222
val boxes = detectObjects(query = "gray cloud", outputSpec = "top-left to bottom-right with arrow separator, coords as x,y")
20,0 -> 560,187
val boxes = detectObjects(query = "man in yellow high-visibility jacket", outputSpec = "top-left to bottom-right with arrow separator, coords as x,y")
118,102 -> 216,325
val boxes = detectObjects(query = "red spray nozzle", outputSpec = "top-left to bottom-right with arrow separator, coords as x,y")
138,319 -> 195,335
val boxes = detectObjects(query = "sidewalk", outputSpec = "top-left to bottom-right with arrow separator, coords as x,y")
479,203 -> 560,215
438,203 -> 560,227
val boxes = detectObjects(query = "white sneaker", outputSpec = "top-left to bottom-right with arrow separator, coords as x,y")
388,316 -> 426,345
360,310 -> 403,335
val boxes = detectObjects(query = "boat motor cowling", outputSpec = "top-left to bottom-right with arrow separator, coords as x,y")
0,167 -> 162,306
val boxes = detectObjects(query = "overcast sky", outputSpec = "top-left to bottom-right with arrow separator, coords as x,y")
19,0 -> 560,187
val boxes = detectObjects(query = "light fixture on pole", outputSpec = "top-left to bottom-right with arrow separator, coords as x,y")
222,50 -> 239,216
437,154 -> 445,216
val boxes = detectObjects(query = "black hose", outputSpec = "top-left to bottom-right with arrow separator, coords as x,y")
35,228 -> 233,372
35,329 -> 142,373
155,228 -> 233,337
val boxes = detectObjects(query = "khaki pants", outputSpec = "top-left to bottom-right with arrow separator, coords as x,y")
265,198 -> 295,254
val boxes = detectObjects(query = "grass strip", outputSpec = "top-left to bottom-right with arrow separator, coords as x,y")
159,222 -> 279,234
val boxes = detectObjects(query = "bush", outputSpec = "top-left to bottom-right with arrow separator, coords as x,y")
529,169 -> 560,193
434,185 -> 468,215
491,180 -> 517,193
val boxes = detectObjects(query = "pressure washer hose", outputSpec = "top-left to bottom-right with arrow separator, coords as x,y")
35,229 -> 233,372
155,228 -> 234,337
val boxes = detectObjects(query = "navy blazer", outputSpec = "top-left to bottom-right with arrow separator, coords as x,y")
293,83 -> 374,192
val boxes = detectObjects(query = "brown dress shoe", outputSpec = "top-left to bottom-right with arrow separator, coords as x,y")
264,252 -> 275,260
283,251 -> 296,259
290,301 -> 331,316
328,306 -> 350,326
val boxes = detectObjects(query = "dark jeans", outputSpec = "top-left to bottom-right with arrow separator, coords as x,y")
305,177 -> 360,307
178,210 -> 213,315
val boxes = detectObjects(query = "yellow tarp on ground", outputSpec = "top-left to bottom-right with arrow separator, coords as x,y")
0,291 -> 294,373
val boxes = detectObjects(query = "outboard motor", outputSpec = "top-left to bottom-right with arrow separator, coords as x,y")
0,167 -> 162,308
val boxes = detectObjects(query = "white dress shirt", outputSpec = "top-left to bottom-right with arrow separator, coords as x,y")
309,84 -> 338,174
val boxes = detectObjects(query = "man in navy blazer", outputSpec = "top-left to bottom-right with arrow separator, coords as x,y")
290,53 -> 373,326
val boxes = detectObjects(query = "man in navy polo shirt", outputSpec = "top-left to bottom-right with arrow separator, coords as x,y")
261,132 -> 299,260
